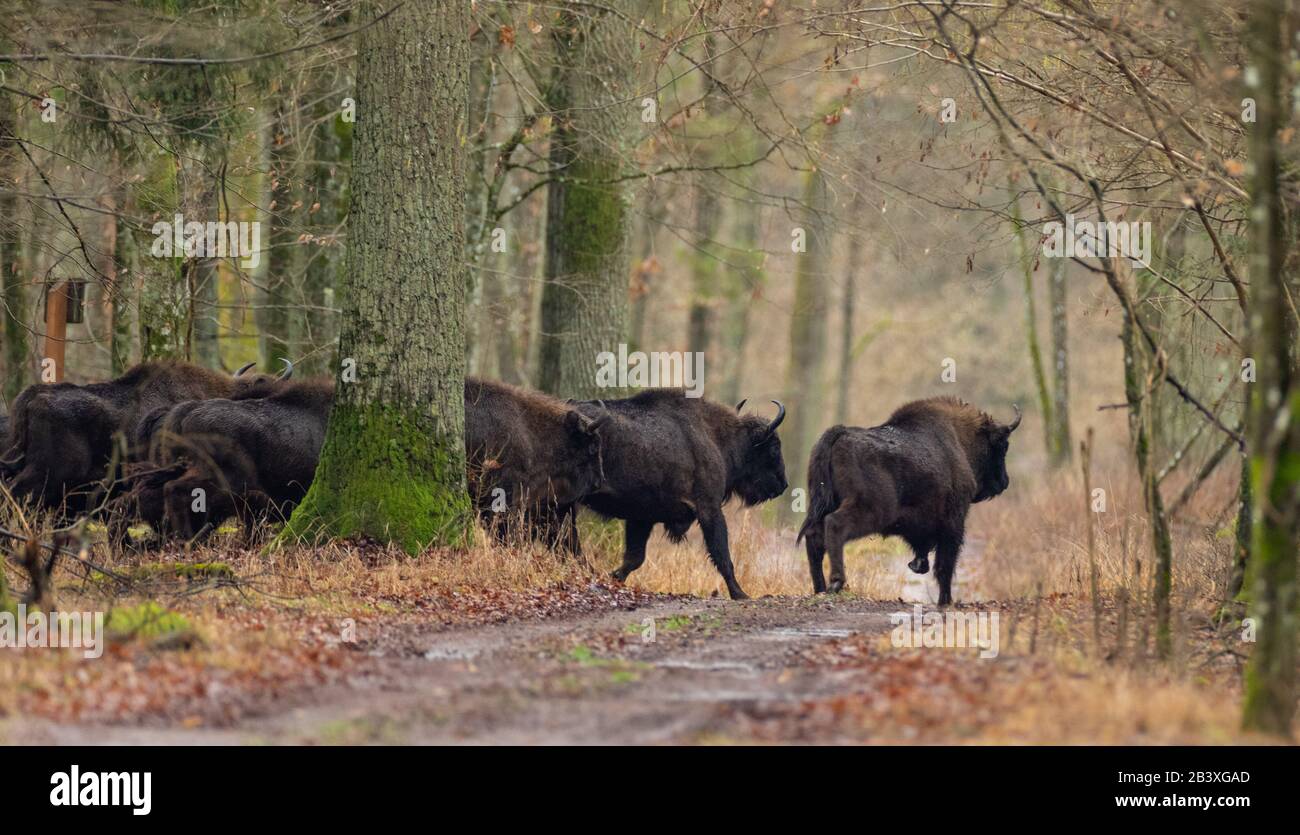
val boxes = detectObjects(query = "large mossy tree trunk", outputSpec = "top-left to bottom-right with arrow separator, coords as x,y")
281,0 -> 473,553
1242,0 -> 1298,737
537,4 -> 636,400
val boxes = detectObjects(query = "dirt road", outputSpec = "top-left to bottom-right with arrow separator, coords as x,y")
8,594 -> 901,745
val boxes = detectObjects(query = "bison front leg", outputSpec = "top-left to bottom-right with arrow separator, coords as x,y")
934,529 -> 964,606
697,509 -> 748,600
611,518 -> 653,582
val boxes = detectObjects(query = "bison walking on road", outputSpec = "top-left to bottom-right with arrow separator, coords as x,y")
797,397 -> 1020,604
571,391 -> 787,600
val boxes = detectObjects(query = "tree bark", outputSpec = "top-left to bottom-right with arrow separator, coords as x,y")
300,97 -> 347,377
1012,196 -> 1053,458
264,99 -> 299,371
835,192 -> 864,424
782,119 -> 839,520
1048,257 -> 1071,465
281,0 -> 473,553
536,4 -> 636,399
1241,0 -> 1297,737
0,97 -> 28,400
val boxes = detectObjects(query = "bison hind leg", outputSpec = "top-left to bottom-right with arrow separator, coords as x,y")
824,500 -> 883,594
934,529 -> 964,606
803,526 -> 828,593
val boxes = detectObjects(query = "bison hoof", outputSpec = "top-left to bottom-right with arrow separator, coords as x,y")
610,569 -> 628,582
728,587 -> 750,601
907,555 -> 929,574
826,579 -> 845,594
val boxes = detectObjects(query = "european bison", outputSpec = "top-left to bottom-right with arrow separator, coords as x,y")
131,375 -> 333,542
570,391 -> 787,600
797,397 -> 1020,604
465,377 -> 609,548
0,360 -> 283,515
120,376 -> 607,546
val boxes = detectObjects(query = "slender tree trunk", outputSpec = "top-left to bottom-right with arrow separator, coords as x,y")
1229,451 -> 1252,601
1012,196 -> 1053,457
0,100 -> 27,401
264,100 -> 298,370
1120,260 -> 1174,659
629,186 -> 664,353
719,159 -> 764,406
1048,257 -> 1072,465
300,98 -> 347,377
782,119 -> 839,519
191,163 -> 221,368
687,171 -> 721,355
537,4 -> 636,399
1242,0 -> 1297,736
686,35 -> 720,357
835,192 -> 865,424
281,0 -> 473,553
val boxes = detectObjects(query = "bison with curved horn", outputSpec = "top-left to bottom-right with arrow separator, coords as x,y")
797,397 -> 1020,604
568,391 -> 788,600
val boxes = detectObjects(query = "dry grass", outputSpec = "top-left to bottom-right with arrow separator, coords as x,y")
0,442 -> 1275,741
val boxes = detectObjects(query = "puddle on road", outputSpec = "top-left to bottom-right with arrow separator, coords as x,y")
422,647 -> 482,661
655,659 -> 757,672
756,627 -> 852,640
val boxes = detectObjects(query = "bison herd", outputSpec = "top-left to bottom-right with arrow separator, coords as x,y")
0,359 -> 1021,604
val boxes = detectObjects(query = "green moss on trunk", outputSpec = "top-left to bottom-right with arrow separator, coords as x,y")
281,403 -> 471,554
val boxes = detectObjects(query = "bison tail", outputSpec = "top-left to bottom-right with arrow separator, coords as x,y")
796,425 -> 848,544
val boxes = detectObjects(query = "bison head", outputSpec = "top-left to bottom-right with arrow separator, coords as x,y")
560,407 -> 610,502
230,358 -> 294,398
733,400 -> 789,505
972,405 -> 1021,503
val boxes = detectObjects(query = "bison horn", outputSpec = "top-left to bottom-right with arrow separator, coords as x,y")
735,399 -> 747,413
278,358 -> 294,380
759,399 -> 786,442
234,361 -> 257,377
1007,404 -> 1022,432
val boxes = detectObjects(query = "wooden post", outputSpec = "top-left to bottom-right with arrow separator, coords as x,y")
44,281 -> 68,382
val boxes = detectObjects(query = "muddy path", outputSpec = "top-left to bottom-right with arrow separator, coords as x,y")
9,594 -> 902,745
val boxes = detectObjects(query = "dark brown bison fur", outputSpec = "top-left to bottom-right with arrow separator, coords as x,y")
131,377 -> 335,542
797,396 -> 1020,604
464,377 -> 608,549
0,361 -> 283,515
570,390 -> 787,600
